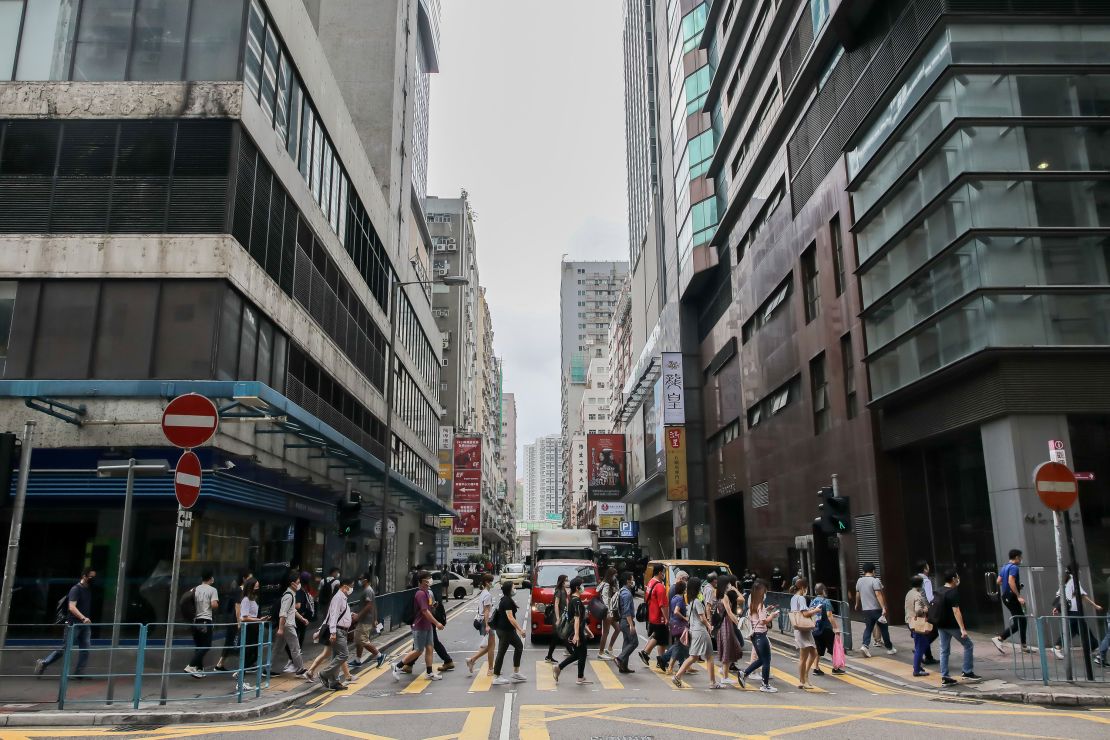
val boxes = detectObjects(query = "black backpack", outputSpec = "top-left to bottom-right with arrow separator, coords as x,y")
53,594 -> 69,625
927,588 -> 947,626
402,592 -> 417,626
179,587 -> 197,621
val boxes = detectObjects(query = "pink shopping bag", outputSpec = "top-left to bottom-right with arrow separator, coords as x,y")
832,633 -> 847,670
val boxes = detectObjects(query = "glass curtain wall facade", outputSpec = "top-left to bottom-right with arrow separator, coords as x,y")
850,24 -> 1110,400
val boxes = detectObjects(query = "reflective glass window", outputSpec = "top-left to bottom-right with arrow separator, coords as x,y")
15,0 -> 78,80
129,0 -> 187,80
243,0 -> 264,98
0,0 -> 22,80
237,302 -> 258,380
259,21 -> 279,122
93,281 -> 158,377
185,0 -> 245,81
72,0 -> 135,81
153,281 -> 219,378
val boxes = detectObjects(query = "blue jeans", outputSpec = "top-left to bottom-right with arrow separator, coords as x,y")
911,628 -> 930,674
742,632 -> 772,684
939,628 -> 973,677
1098,616 -> 1110,661
662,634 -> 688,669
861,609 -> 891,649
42,623 -> 91,674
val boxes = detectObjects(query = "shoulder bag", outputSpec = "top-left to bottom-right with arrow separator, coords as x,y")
909,616 -> 933,634
789,610 -> 816,631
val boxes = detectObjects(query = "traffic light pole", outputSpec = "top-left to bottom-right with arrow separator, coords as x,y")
0,421 -> 34,665
832,474 -> 849,610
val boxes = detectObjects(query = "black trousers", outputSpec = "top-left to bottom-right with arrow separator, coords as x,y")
493,628 -> 522,675
190,619 -> 213,668
433,627 -> 452,662
558,639 -> 587,679
999,592 -> 1028,646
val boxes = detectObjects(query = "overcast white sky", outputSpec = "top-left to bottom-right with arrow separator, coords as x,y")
427,0 -> 629,472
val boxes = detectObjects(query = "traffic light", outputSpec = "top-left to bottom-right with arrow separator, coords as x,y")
336,488 -> 362,537
0,432 -> 19,508
815,486 -> 852,534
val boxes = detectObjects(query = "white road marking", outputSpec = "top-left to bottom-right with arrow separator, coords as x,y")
499,691 -> 513,740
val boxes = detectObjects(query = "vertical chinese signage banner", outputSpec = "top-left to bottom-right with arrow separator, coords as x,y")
451,436 -> 481,553
665,426 -> 688,501
661,352 -> 685,425
438,426 -> 454,481
587,433 -> 626,501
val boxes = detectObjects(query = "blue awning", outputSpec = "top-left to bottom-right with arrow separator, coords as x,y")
0,379 -> 453,518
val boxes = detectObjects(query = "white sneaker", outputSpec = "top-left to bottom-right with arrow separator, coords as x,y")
886,647 -> 898,656
510,673 -> 527,683
1053,647 -> 1064,660
759,682 -> 778,693
493,676 -> 511,685
281,664 -> 296,674
992,637 -> 1007,654
427,672 -> 442,681
184,665 -> 205,679
860,646 -> 872,658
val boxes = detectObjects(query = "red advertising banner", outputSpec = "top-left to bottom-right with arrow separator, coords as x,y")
452,437 -> 482,535
587,433 -> 626,501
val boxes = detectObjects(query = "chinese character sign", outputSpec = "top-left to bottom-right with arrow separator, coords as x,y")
452,437 -> 481,538
665,426 -> 688,502
662,352 -> 685,425
587,433 -> 627,501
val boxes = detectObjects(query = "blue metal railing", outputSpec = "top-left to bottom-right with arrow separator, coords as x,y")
1007,614 -> 1108,685
764,591 -> 854,650
1,620 -> 271,710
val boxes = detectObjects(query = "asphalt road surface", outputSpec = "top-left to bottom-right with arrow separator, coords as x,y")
15,590 -> 1110,739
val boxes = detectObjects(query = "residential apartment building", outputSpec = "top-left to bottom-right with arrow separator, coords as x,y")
559,260 -> 627,526
683,0 -> 1110,624
500,392 -> 519,517
474,292 -> 513,561
0,0 -> 449,615
566,355 -> 614,528
523,434 -> 563,527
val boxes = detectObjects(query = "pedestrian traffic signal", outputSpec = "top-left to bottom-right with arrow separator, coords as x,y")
0,432 -> 18,508
816,487 -> 852,535
337,491 -> 362,537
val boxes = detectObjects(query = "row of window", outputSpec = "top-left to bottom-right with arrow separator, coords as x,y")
0,0 -> 246,83
394,363 -> 438,454
397,291 -> 441,399
0,119 -> 230,233
393,437 -> 436,504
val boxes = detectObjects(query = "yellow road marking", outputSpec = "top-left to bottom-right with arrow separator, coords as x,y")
518,704 -> 552,740
824,668 -> 897,694
468,668 -> 493,692
457,705 -> 495,740
399,670 -> 437,693
589,659 -> 623,689
866,713 -> 1068,739
652,664 -> 691,689
766,708 -> 887,736
769,666 -> 826,692
535,660 -> 556,690
299,721 -> 394,740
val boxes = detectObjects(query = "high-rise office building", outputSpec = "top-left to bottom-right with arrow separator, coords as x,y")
560,260 -> 627,524
523,434 -> 563,525
0,0 -> 448,613
501,392 -> 518,517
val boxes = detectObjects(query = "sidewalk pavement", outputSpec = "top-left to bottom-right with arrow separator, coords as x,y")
766,624 -> 1110,707
0,597 -> 472,728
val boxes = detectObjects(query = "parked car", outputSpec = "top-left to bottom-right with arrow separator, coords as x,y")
500,563 -> 527,587
428,570 -> 475,600
527,560 -> 600,644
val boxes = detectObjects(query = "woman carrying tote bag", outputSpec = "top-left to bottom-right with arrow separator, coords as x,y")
789,578 -> 820,690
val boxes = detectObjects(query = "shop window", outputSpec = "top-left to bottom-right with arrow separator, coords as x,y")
32,281 -> 100,378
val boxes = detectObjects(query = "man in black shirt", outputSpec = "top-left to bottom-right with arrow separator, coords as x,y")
36,568 -> 96,677
934,569 -> 980,686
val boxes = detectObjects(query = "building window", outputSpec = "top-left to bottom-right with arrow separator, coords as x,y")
802,243 -> 820,323
841,333 -> 857,419
742,275 -> 792,343
747,375 -> 800,429
830,215 -> 846,297
810,352 -> 829,434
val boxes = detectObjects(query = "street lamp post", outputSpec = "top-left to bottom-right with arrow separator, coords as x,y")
377,275 -> 467,592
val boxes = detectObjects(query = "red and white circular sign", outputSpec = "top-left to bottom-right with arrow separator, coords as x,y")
1033,461 -> 1078,512
175,450 -> 202,509
161,393 -> 219,449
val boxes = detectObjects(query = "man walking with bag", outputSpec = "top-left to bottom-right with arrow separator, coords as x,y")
615,571 -> 638,673
855,563 -> 895,657
184,571 -> 219,678
933,569 -> 980,686
275,571 -> 308,678
992,549 -> 1030,654
319,578 -> 355,690
36,568 -> 96,678
638,564 -> 669,670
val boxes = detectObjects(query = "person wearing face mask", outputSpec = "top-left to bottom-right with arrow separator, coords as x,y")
184,571 -> 220,678
36,567 -> 96,678
934,569 -> 980,686
275,571 -> 308,677
318,577 -> 356,690
235,578 -> 264,691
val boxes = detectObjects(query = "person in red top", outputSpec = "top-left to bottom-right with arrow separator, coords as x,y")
638,564 -> 670,670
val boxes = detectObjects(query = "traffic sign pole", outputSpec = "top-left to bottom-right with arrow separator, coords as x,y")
1062,511 -> 1093,680
0,421 -> 34,668
1051,510 -> 1072,680
159,506 -> 187,705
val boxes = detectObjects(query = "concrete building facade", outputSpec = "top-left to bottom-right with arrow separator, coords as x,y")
523,434 -> 562,527
0,0 -> 450,617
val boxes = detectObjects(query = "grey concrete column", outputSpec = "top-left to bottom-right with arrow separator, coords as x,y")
980,415 -> 1090,612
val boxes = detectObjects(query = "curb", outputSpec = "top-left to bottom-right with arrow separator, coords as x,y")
0,597 -> 475,728
765,630 -> 1110,708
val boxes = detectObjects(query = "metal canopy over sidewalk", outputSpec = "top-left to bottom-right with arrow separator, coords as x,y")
0,379 -> 453,518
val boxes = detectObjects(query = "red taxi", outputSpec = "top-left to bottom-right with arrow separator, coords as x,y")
526,560 -> 601,644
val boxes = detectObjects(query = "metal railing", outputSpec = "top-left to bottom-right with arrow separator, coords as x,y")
375,584 -> 444,632
1008,614 -> 1108,685
763,592 -> 854,650
0,620 -> 272,710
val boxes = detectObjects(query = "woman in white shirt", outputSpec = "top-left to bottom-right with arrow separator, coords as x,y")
1052,571 -> 1103,659
466,575 -> 497,676
790,578 -> 821,690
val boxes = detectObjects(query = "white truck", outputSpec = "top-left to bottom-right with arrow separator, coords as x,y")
530,529 -> 598,567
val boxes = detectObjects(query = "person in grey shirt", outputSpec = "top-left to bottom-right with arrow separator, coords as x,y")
854,563 -> 895,657
184,571 -> 219,677
276,571 -> 308,676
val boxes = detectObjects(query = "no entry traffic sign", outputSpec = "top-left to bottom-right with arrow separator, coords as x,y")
1033,461 -> 1078,512
174,450 -> 202,509
161,394 -> 219,449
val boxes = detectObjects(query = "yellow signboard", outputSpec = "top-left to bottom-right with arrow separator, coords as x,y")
665,426 -> 688,501
599,514 -> 623,529
438,516 -> 454,529
438,449 -> 453,481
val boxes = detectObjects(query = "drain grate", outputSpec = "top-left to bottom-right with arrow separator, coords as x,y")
931,696 -> 983,705
110,724 -> 165,732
